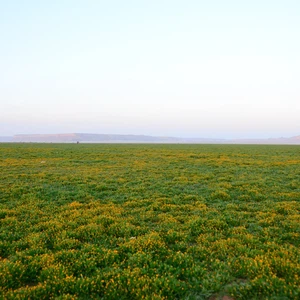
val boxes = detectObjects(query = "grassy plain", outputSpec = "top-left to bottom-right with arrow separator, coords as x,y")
0,143 -> 299,299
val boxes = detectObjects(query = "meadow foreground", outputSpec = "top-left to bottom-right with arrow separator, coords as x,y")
0,144 -> 299,299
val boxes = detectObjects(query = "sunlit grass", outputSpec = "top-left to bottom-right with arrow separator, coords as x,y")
0,143 -> 299,299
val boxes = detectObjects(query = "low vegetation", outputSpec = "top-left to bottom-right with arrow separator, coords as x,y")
0,143 -> 299,299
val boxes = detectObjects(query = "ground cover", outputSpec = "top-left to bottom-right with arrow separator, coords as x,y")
0,143 -> 299,299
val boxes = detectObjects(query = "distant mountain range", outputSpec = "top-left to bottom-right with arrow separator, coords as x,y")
0,133 -> 300,144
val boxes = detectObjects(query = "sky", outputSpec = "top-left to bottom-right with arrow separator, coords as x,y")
1,0 -> 300,139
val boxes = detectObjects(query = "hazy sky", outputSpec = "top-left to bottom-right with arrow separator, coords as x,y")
1,1 -> 300,138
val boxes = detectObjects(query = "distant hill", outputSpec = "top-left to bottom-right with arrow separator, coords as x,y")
5,133 -> 300,144
12,133 -> 182,143
0,136 -> 13,142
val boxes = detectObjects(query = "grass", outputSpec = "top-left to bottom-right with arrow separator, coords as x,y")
0,143 -> 299,299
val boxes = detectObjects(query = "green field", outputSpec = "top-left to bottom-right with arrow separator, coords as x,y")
0,143 -> 299,299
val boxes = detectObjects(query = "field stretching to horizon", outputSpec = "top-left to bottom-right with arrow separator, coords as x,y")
0,143 -> 299,299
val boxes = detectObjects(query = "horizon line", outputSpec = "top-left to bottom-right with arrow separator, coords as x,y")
2,132 -> 299,141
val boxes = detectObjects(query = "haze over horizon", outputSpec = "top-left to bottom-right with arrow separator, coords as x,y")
1,1 -> 300,139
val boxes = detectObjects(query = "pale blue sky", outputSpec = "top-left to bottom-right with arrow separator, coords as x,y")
1,0 -> 299,138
